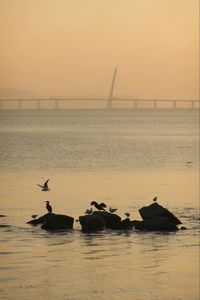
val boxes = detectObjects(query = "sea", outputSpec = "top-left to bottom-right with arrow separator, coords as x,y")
0,109 -> 199,300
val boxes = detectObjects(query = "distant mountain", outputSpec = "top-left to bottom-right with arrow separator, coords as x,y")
0,87 -> 39,99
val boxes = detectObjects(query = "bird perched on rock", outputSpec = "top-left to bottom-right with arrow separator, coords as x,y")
45,201 -> 52,213
85,208 -> 93,215
109,207 -> 117,213
90,201 -> 107,211
37,179 -> 50,191
124,212 -> 130,218
153,196 -> 157,202
31,214 -> 38,219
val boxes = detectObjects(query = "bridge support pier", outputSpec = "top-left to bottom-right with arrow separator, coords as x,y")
191,101 -> 195,109
173,101 -> 177,109
134,100 -> 138,109
54,99 -> 59,109
36,100 -> 41,110
18,100 -> 22,110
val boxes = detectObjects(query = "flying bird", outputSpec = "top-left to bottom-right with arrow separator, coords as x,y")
90,201 -> 107,211
37,179 -> 50,191
124,212 -> 130,218
45,201 -> 52,213
109,207 -> 117,213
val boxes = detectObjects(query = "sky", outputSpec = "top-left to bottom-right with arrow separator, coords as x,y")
0,0 -> 199,100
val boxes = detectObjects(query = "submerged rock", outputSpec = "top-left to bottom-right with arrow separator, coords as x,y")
139,202 -> 182,225
79,213 -> 105,232
27,213 -> 74,231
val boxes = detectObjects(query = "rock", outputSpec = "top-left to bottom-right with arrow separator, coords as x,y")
93,211 -> 121,229
180,226 -> 187,230
139,202 -> 182,225
132,216 -> 179,231
112,218 -> 133,230
0,215 -> 6,218
27,213 -> 53,226
79,214 -> 105,232
27,213 -> 74,230
41,214 -> 74,231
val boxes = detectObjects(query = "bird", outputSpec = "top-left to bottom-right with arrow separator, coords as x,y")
31,214 -> 38,219
124,212 -> 130,218
109,207 -> 117,213
85,208 -> 93,215
90,201 -> 107,211
153,196 -> 157,202
37,179 -> 50,191
45,201 -> 52,213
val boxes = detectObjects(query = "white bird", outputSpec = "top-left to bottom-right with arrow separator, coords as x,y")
124,212 -> 130,218
37,179 -> 50,191
109,207 -> 117,213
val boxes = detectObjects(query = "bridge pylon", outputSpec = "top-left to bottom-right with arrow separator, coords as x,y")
107,66 -> 117,109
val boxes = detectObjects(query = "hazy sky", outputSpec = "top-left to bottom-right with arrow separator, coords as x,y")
0,0 -> 199,99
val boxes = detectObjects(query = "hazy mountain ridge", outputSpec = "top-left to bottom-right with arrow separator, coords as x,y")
0,87 -> 39,99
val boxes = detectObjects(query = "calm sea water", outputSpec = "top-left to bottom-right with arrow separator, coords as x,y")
0,109 -> 199,300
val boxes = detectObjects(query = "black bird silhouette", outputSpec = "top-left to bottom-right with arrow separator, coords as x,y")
90,201 -> 107,211
124,212 -> 130,218
85,208 -> 93,215
153,196 -> 157,202
109,207 -> 117,213
31,214 -> 38,219
37,179 -> 50,191
45,201 -> 52,213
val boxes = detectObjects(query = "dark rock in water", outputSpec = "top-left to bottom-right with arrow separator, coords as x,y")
180,226 -> 187,230
132,216 -> 179,231
41,214 -> 74,231
0,215 -> 6,218
139,202 -> 182,225
79,214 -> 105,232
112,218 -> 133,230
0,224 -> 11,228
93,211 -> 121,229
27,213 -> 74,230
27,213 -> 52,225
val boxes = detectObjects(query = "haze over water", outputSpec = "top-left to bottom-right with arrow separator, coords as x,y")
0,109 -> 199,300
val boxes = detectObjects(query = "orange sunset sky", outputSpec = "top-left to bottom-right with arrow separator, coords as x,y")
0,0 -> 199,100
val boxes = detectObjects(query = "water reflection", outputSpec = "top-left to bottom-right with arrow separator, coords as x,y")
79,230 -> 134,261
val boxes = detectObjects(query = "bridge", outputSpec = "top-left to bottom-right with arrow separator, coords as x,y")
0,68 -> 199,109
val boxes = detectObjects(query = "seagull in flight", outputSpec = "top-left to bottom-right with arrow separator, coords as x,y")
37,179 -> 50,191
